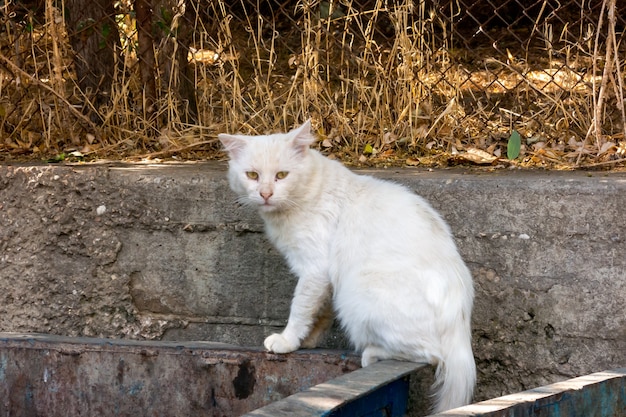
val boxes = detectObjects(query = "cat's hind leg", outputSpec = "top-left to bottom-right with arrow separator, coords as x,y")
362,344 -> 435,367
361,345 -> 394,367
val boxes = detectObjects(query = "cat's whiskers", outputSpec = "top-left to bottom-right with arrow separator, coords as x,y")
234,195 -> 299,211
234,196 -> 259,209
278,197 -> 301,210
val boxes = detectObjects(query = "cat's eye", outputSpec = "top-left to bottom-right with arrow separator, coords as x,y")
246,171 -> 259,180
275,171 -> 289,180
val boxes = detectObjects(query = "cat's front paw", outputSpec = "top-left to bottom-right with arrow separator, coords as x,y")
264,333 -> 299,353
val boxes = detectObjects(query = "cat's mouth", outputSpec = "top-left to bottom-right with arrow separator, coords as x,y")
259,200 -> 277,211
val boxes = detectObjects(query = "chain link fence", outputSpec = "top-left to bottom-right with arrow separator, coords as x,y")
1,0 -> 625,165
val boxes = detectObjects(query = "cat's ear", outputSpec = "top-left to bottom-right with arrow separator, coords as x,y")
218,133 -> 247,159
289,119 -> 316,155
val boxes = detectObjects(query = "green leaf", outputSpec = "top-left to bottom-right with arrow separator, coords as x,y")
507,130 -> 521,160
363,143 -> 373,155
160,7 -> 172,24
47,153 -> 66,163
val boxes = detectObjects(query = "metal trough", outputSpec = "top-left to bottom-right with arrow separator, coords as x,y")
4,332 -> 621,416
0,333 -> 429,416
0,333 -> 360,416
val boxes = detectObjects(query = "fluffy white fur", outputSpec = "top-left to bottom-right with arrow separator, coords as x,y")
218,120 -> 476,412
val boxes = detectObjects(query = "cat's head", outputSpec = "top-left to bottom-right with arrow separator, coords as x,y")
218,120 -> 316,212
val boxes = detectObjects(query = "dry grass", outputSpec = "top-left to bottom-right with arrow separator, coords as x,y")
0,0 -> 625,168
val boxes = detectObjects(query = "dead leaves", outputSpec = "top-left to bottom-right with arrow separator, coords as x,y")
341,127 -> 626,169
532,137 -> 622,163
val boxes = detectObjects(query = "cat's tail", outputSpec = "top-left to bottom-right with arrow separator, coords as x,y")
431,320 -> 476,413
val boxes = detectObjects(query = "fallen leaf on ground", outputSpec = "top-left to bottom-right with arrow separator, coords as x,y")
457,148 -> 498,164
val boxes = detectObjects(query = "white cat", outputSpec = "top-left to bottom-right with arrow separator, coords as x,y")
219,120 -> 476,412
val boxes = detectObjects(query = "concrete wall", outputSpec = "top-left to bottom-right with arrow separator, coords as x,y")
0,163 -> 624,402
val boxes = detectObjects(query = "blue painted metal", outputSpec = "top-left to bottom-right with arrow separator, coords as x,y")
429,368 -> 626,417
243,359 -> 427,417
326,377 -> 410,417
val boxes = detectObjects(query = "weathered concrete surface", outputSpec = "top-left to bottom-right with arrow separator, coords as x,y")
0,163 -> 625,403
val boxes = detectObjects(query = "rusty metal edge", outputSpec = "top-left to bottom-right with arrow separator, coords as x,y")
0,332 -> 358,362
0,332 -> 360,363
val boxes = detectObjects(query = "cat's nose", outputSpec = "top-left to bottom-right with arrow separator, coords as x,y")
260,191 -> 273,201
